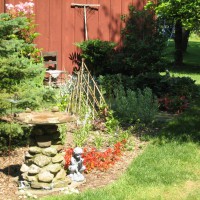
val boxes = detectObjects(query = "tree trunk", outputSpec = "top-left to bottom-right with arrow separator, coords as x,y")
174,20 -> 183,66
182,29 -> 190,52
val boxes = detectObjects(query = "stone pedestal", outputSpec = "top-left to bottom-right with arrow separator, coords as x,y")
15,111 -> 75,190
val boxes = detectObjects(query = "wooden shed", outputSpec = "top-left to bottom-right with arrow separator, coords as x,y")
0,0 -> 148,73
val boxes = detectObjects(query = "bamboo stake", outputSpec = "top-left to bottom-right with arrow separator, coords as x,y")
78,61 -> 84,112
83,62 -> 106,103
74,72 -> 80,113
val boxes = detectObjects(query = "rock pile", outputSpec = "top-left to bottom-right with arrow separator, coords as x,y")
20,124 -> 71,189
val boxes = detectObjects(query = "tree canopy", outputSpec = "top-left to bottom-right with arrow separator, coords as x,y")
146,0 -> 200,66
147,0 -> 200,29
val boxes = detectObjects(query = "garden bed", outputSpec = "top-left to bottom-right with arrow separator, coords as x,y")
0,136 -> 146,200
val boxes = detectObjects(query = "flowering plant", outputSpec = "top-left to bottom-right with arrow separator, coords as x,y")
64,140 -> 127,173
158,95 -> 189,114
6,1 -> 34,17
5,0 -> 41,62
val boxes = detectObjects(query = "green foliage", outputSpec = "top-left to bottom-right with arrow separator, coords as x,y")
112,86 -> 158,124
115,6 -> 167,76
57,124 -> 67,145
165,76 -> 199,98
0,11 -> 56,150
55,83 -> 72,111
105,110 -> 120,134
73,123 -> 92,147
134,72 -> 199,99
98,74 -> 135,99
0,12 -> 46,113
76,39 -> 116,76
0,122 -> 31,151
147,0 -> 200,30
93,135 -> 104,150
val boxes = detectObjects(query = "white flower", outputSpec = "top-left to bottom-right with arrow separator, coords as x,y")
5,4 -> 14,10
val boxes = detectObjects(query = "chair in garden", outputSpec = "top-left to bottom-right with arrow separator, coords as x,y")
42,51 -> 67,86
42,51 -> 58,70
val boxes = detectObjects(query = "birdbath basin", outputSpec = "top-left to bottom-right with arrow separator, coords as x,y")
15,111 -> 75,125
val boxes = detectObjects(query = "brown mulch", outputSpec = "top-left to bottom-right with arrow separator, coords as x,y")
0,137 -> 146,200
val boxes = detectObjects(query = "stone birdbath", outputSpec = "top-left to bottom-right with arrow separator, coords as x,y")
15,110 -> 75,190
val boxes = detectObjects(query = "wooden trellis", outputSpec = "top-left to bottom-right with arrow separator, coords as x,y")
67,59 -> 106,118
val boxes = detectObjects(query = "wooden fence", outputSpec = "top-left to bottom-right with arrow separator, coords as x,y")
1,0 -> 148,73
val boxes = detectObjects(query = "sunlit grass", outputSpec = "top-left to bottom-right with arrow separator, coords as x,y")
42,142 -> 200,200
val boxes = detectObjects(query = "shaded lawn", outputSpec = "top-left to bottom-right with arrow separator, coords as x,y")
165,38 -> 200,85
152,98 -> 200,144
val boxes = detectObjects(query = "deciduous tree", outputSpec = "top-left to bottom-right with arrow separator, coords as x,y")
147,0 -> 200,66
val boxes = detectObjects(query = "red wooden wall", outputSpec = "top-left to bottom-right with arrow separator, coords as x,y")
1,0 -> 147,73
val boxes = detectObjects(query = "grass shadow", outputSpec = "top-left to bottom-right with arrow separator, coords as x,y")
151,96 -> 200,144
165,40 -> 200,74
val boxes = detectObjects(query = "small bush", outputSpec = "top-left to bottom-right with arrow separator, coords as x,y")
76,39 -> 116,76
0,122 -> 31,152
112,86 -> 158,124
98,74 -> 135,99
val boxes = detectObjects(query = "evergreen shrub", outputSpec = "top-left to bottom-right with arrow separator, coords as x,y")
112,86 -> 158,124
0,2 -> 56,151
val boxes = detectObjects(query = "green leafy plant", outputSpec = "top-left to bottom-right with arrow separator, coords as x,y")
73,123 -> 92,147
0,122 -> 31,151
76,39 -> 116,76
93,134 -> 104,150
57,124 -> 67,144
112,86 -> 158,124
105,110 -> 120,134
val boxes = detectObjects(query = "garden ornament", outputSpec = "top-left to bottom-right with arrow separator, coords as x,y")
68,147 -> 86,182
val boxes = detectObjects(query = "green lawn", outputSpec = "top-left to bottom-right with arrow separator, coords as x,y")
43,142 -> 200,200
42,37 -> 200,200
165,37 -> 200,85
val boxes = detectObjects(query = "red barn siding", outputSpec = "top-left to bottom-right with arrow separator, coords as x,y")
2,0 -> 148,73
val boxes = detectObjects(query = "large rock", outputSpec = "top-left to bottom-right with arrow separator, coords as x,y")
28,164 -> 40,175
29,146 -> 42,154
52,154 -> 63,163
31,182 -> 52,189
34,154 -> 51,167
36,135 -> 52,148
20,164 -> 29,173
25,152 -> 34,159
53,169 -> 66,181
53,178 -> 71,188
44,163 -> 61,174
42,147 -> 57,157
38,171 -> 54,183
26,175 -> 38,182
